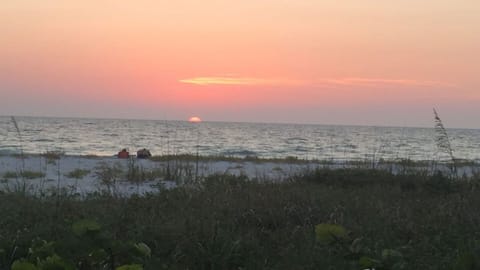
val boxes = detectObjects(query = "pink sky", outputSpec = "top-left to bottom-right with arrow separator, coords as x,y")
1,1 -> 479,128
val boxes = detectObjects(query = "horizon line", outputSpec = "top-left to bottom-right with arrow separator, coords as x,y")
2,114 -> 477,131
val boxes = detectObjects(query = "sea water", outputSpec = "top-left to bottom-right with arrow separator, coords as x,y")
1,116 -> 479,162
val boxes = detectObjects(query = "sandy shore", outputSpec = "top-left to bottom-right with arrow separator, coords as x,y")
0,154 -> 321,196
0,154 -> 477,196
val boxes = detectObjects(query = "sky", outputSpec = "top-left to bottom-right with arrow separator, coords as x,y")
0,0 -> 479,128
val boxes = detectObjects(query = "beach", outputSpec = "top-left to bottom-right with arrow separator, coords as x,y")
1,153 -> 477,196
0,154 -> 326,196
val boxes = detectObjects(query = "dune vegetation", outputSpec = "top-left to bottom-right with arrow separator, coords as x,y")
1,167 -> 480,270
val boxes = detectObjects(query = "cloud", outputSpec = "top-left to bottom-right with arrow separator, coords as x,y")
179,76 -> 304,86
180,77 -> 268,86
180,76 -> 456,88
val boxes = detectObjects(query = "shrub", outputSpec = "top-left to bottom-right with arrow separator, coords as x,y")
21,171 -> 45,179
315,223 -> 348,244
3,171 -> 18,179
3,171 -> 45,179
94,162 -> 123,192
65,169 -> 90,179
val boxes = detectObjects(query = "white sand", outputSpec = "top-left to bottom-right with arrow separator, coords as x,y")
0,155 -> 320,196
0,155 -> 476,196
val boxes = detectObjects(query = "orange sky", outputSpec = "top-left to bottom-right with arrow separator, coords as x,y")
1,1 -> 479,127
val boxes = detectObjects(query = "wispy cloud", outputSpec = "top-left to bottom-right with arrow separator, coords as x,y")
179,76 -> 303,86
180,76 -> 456,88
180,77 -> 268,86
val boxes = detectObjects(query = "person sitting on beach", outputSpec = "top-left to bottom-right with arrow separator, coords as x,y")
137,148 -> 152,159
118,148 -> 129,158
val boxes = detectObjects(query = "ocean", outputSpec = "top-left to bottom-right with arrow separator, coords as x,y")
1,116 -> 479,162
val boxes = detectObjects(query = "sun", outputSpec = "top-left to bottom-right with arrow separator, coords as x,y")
188,116 -> 202,123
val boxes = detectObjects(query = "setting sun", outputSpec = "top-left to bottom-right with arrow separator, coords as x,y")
188,116 -> 202,123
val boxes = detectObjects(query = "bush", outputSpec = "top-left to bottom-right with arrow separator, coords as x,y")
3,171 -> 45,179
1,172 -> 480,269
65,169 -> 90,179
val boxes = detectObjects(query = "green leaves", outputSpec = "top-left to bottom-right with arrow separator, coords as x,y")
29,239 -> 55,261
88,248 -> 108,263
12,240 -> 71,270
454,252 -> 479,270
11,256 -> 74,270
358,256 -> 381,269
313,223 -> 408,270
133,243 -> 151,258
381,249 -> 406,270
382,249 -> 403,262
314,223 -> 348,244
36,255 -> 75,270
8,220 -> 151,270
358,249 -> 406,270
116,264 -> 143,270
11,261 -> 38,270
72,219 -> 101,237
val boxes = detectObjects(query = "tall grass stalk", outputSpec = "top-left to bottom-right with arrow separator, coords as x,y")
195,126 -> 199,182
433,108 -> 457,176
53,157 -> 62,239
10,116 -> 27,193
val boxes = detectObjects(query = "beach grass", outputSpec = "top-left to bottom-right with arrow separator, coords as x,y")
2,170 -> 45,179
65,168 -> 90,179
1,169 -> 480,269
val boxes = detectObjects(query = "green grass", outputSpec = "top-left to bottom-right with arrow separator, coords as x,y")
3,170 -> 45,179
65,169 -> 90,179
1,170 -> 480,269
2,171 -> 17,179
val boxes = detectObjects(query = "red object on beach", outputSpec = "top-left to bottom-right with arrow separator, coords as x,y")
118,149 -> 129,158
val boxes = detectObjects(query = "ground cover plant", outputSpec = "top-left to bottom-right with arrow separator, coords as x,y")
1,168 -> 480,270
65,169 -> 91,180
2,170 -> 45,180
